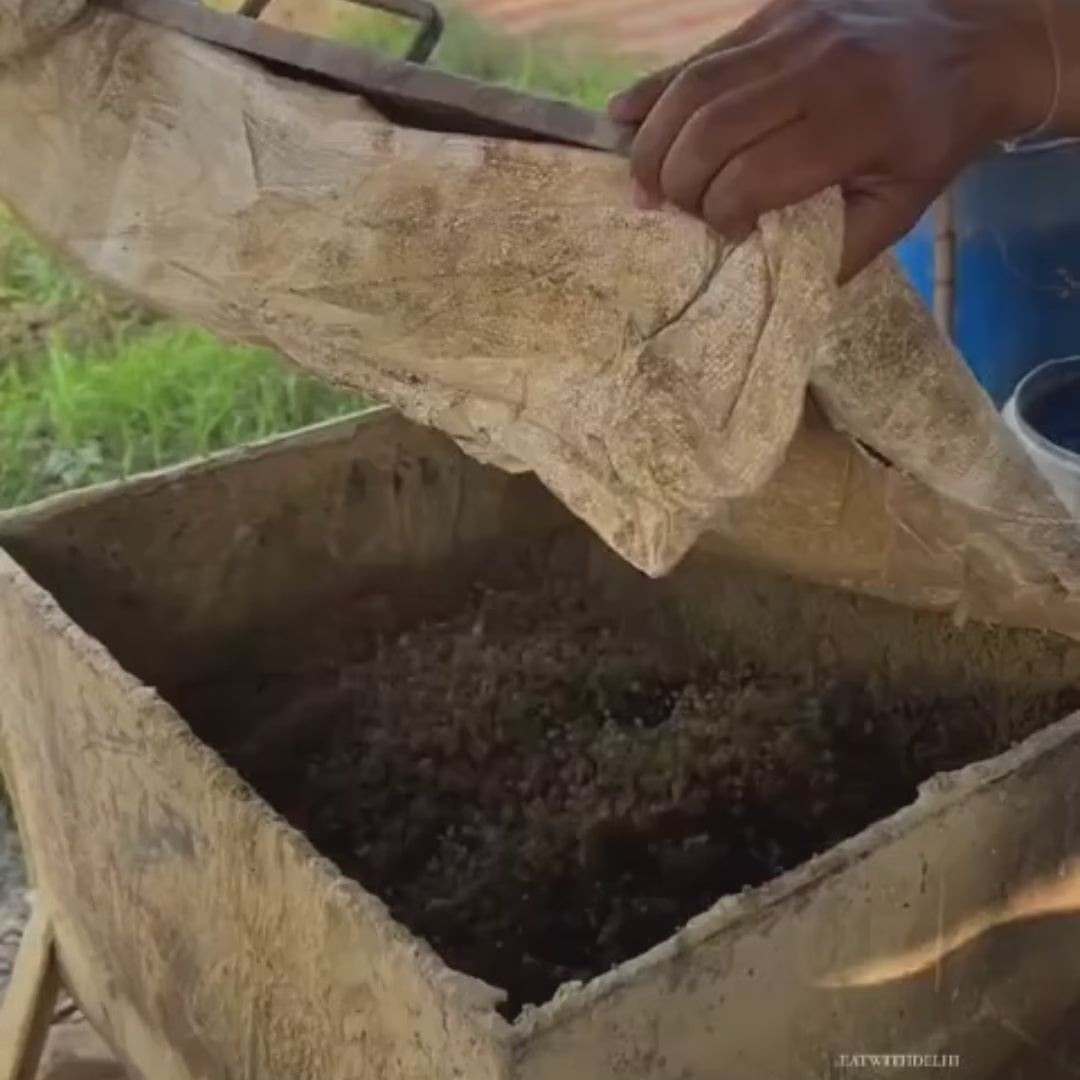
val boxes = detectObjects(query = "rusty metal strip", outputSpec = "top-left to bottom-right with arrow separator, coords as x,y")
234,0 -> 444,64
91,0 -> 634,153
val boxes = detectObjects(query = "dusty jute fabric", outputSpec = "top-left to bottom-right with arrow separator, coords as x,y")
4,0 -> 1080,635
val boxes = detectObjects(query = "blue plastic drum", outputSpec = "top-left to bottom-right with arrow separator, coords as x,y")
893,139 -> 1080,407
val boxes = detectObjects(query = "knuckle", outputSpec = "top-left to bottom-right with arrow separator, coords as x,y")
702,152 -> 768,238
667,58 -> 720,106
660,122 -> 714,198
659,102 -> 738,212
618,80 -> 657,112
716,158 -> 758,215
660,160 -> 707,214
624,67 -> 673,106
628,62 -> 726,189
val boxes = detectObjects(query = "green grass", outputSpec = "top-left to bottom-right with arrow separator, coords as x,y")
0,224 -> 85,310
0,216 -> 153,366
0,7 -> 642,508
0,328 -> 361,505
0,211 -> 364,506
334,5 -> 643,107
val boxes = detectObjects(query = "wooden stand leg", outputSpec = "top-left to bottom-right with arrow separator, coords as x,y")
0,904 -> 62,1080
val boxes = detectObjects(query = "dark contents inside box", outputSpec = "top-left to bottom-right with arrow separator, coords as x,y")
169,581 -> 1080,1018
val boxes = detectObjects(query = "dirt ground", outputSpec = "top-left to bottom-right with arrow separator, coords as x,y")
173,583 -> 1080,1018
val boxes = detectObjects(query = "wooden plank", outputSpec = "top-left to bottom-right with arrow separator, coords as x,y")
0,904 -> 62,1080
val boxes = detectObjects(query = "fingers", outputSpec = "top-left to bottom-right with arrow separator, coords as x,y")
615,63 -> 940,285
657,79 -> 802,216
839,183 -> 939,283
604,0 -> 965,286
647,101 -> 939,286
628,43 -> 795,205
607,62 -> 679,125
697,119 -> 855,241
696,143 -> 936,284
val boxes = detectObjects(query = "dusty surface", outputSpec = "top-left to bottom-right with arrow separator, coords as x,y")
173,584 -> 1080,1018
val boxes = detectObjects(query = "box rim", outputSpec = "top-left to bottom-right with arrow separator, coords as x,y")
0,543 -> 517,1045
508,707 -> 1080,1039
5,414 -> 1080,1043
0,407 -> 387,532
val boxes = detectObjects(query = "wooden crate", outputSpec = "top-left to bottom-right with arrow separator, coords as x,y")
2,411 -> 1080,1079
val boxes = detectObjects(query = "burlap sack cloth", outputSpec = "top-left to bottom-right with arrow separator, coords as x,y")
4,0 -> 1080,636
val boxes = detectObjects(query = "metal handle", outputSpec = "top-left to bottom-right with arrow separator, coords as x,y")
932,192 -> 955,341
237,0 -> 443,64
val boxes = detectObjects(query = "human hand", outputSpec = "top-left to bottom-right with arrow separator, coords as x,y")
608,0 -> 1070,281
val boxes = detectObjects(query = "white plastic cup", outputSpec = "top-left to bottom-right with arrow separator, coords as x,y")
1002,356 -> 1080,520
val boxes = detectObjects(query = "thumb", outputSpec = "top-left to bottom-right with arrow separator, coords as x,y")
607,64 -> 679,122
839,182 -> 938,285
